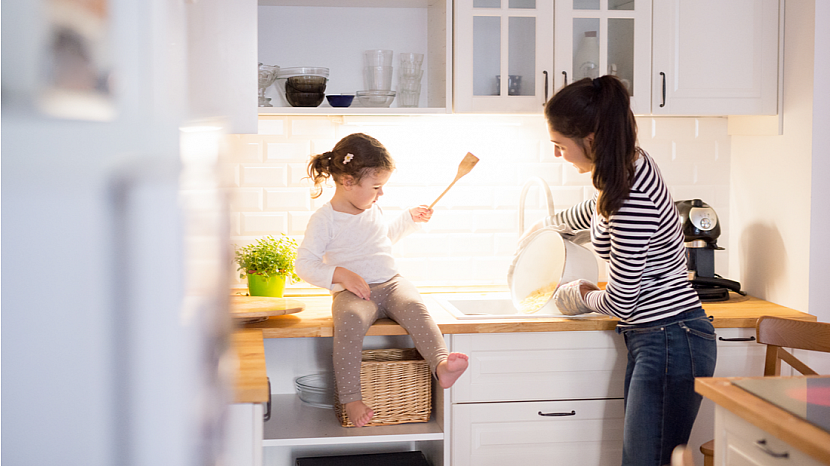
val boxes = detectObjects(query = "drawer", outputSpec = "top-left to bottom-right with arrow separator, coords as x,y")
451,331 -> 626,402
451,398 -> 624,466
717,408 -> 824,466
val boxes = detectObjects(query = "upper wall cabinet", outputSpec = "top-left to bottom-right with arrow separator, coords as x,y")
454,0 -> 554,113
257,0 -> 452,115
187,0 -> 258,133
553,0 -> 652,114
651,0 -> 780,116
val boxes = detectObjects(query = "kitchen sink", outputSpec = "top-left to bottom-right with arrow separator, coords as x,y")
432,293 -> 589,320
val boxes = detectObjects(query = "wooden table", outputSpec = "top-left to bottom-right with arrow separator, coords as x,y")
696,376 -> 830,465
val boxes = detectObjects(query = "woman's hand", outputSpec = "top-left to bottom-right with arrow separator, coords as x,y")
333,267 -> 371,300
410,205 -> 433,223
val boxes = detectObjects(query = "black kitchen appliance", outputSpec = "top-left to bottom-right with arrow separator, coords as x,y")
675,199 -> 745,302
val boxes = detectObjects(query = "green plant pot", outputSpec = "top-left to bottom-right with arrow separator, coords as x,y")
247,273 -> 286,297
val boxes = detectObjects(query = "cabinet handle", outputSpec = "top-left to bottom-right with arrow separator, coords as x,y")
718,336 -> 756,342
562,70 -> 568,87
263,377 -> 272,421
543,70 -> 549,105
754,439 -> 789,458
659,72 -> 666,107
538,410 -> 576,417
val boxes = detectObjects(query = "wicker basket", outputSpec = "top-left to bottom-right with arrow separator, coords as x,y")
334,348 -> 432,427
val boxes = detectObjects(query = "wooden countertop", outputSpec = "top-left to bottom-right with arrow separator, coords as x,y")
230,328 -> 269,404
239,290 -> 815,339
696,376 -> 830,465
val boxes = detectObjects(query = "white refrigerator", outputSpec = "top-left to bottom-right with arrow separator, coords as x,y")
1,0 -> 256,464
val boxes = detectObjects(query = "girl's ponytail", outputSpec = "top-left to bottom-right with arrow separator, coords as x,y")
307,151 -> 334,199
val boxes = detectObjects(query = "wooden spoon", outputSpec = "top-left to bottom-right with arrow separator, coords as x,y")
428,152 -> 479,209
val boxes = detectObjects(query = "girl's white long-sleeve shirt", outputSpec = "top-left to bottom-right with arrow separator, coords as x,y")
296,202 -> 419,292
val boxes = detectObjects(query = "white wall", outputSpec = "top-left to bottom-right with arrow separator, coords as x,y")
224,115 -> 732,290
729,1 -> 823,319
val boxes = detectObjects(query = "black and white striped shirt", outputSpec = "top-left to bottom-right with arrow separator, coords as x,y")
547,151 -> 700,325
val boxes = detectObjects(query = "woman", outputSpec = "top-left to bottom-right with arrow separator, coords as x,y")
543,76 -> 717,466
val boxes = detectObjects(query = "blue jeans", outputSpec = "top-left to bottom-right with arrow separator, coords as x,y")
617,307 -> 717,466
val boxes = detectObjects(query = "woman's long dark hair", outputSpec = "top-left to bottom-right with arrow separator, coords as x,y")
306,133 -> 395,199
544,75 -> 638,218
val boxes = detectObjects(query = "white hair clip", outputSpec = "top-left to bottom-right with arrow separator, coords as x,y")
343,153 -> 354,164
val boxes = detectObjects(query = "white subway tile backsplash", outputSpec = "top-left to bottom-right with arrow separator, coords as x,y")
241,165 -> 286,187
474,256 -> 513,281
218,163 -> 239,188
561,166 -> 594,186
288,211 -> 313,235
266,141 -> 312,161
241,212 -> 288,236
426,210 -> 474,232
311,139 -> 338,156
288,163 -> 313,186
290,118 -> 336,137
474,210 -> 516,232
226,115 -> 732,286
227,188 -> 263,211
258,118 -> 285,135
265,188 -> 311,211
401,234 -> 451,258
448,234 -> 494,256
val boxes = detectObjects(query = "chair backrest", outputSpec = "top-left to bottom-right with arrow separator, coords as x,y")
756,316 -> 830,376
671,445 -> 694,466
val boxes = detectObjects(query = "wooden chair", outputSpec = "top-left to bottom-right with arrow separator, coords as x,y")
700,316 -> 830,465
671,445 -> 694,466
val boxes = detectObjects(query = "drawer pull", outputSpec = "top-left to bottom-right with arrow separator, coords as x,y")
538,410 -> 576,417
755,439 -> 789,458
718,336 -> 756,342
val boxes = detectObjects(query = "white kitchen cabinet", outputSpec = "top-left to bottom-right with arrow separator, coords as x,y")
187,0 -> 258,133
225,403 -> 265,466
450,331 -> 627,466
715,407 -> 824,466
256,0 -> 452,115
260,335 -> 447,466
553,0 -> 652,114
452,398 -> 625,466
651,0 -> 780,116
453,0 -> 554,113
687,327 -> 770,466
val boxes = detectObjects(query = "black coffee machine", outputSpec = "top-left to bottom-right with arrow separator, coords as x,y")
675,199 -> 745,302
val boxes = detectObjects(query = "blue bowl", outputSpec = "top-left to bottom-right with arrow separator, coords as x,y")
326,95 -> 355,108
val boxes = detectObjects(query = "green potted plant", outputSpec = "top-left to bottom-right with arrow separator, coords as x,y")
234,234 -> 300,297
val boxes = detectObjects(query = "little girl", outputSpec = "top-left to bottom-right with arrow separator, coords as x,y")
295,133 -> 469,428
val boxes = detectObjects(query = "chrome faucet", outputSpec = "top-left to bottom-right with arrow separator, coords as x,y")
518,177 -> 556,235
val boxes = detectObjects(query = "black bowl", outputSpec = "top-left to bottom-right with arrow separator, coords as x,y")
286,76 -> 327,93
326,95 -> 355,107
286,91 -> 325,107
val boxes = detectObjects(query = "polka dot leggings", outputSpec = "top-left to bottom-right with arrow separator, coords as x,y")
332,274 -> 448,404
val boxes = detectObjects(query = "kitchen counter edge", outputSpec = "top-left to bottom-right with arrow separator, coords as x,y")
238,292 -> 815,339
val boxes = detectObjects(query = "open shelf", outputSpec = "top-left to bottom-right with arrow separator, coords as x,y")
257,107 -> 449,116
263,394 -> 444,447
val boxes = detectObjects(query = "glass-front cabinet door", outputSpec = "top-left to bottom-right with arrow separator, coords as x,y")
554,0 -> 651,114
454,0 -> 554,113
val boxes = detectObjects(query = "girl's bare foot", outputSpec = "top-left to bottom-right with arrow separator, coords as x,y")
344,400 -> 374,427
436,352 -> 469,389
